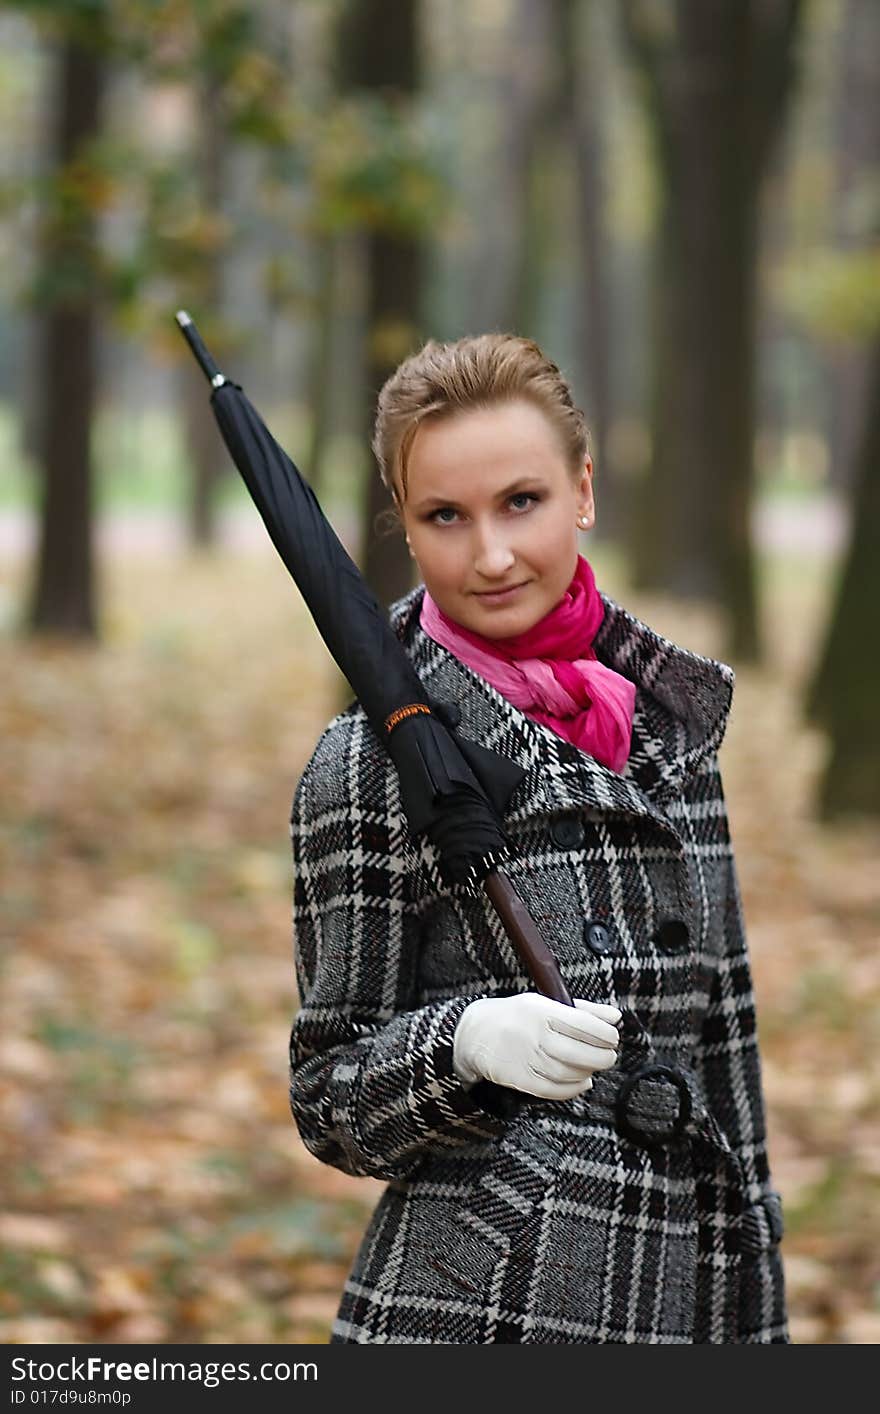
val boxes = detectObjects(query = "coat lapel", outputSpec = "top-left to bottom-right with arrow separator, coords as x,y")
388,584 -> 734,830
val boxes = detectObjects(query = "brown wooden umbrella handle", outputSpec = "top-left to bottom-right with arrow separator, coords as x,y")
482,870 -> 574,1006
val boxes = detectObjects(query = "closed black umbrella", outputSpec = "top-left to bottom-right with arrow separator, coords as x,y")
175,310 -> 572,1008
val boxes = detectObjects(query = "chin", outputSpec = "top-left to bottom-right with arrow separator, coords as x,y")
470,605 -> 538,637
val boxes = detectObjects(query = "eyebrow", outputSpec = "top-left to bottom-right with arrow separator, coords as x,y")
413,476 -> 548,512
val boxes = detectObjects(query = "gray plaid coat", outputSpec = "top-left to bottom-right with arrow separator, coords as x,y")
288,583 -> 789,1344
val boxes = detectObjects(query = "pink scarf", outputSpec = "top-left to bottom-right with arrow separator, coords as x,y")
419,555 -> 635,774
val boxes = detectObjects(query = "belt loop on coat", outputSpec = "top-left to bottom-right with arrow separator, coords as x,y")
614,1062 -> 693,1148
586,1021 -> 708,1152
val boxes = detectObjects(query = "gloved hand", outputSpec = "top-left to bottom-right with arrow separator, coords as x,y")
452,992 -> 621,1100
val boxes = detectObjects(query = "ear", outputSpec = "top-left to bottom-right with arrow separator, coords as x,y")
578,457 -> 595,521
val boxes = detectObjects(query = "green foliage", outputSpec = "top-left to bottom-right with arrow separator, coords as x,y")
310,93 -> 451,237
0,0 -> 114,48
776,245 -> 880,343
1,0 -> 450,368
1,0 -> 300,333
24,135 -> 139,310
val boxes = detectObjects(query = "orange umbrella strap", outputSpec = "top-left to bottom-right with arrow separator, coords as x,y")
384,702 -> 432,735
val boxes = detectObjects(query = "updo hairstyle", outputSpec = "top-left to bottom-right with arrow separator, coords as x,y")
371,332 -> 590,520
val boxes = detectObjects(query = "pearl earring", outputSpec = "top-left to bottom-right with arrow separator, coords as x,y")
578,515 -> 591,529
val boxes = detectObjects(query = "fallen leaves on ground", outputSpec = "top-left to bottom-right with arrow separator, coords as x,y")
0,544 -> 877,1345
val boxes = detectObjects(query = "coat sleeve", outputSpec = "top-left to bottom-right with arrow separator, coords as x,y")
288,710 -> 511,1183
696,757 -> 789,1342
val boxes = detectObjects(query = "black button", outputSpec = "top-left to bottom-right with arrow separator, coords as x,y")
550,816 -> 584,849
584,920 -> 616,955
654,918 -> 690,953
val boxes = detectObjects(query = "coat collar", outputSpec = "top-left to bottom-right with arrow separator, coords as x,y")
387,583 -> 734,827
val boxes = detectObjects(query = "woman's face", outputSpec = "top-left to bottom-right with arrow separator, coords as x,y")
397,398 -> 594,639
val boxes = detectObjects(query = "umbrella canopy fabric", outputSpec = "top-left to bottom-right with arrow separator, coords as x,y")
176,310 -> 524,889
211,372 -> 528,886
175,310 -> 572,1015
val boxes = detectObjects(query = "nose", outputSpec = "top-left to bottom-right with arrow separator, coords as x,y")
472,521 -> 516,580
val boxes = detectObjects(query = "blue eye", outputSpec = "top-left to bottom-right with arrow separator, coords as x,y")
428,492 -> 541,525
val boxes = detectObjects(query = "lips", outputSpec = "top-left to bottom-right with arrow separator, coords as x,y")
473,582 -> 527,600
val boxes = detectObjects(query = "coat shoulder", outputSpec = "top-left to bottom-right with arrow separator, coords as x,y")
292,700 -> 399,825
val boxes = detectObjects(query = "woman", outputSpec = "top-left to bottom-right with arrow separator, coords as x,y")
288,333 -> 789,1344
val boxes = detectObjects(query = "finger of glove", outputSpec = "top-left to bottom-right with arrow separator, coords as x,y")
547,1008 -> 620,1048
519,1071 -> 594,1101
540,1032 -> 618,1073
529,1051 -> 597,1085
544,1074 -> 594,1100
572,998 -> 622,1022
539,1036 -> 619,1073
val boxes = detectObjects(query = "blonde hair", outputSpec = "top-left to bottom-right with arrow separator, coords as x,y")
371,333 -> 590,514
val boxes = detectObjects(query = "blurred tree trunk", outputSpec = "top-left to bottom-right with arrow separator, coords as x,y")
826,0 -> 880,495
621,0 -> 803,662
364,230 -> 422,608
510,116 -> 549,338
297,3 -> 342,501
182,76 -> 226,548
303,232 -> 340,497
337,0 -> 424,612
500,0 -> 552,335
28,35 -> 106,638
504,0 -> 618,535
806,330 -> 880,818
461,0 -> 547,333
556,0 -> 615,536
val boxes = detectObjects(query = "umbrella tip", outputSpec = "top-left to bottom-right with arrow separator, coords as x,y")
175,310 -> 192,327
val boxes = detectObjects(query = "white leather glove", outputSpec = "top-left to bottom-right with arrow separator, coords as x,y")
452,993 -> 621,1100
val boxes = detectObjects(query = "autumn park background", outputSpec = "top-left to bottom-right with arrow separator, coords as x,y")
1,0 -> 878,1345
